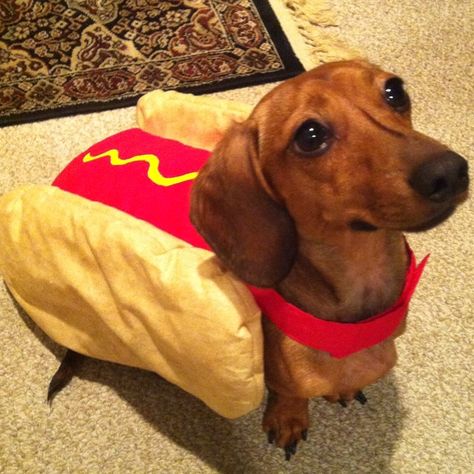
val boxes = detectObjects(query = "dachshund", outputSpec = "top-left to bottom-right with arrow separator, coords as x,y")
189,60 -> 469,459
48,60 -> 469,460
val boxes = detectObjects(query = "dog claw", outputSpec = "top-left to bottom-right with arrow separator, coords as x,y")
267,430 -> 303,460
355,391 -> 368,405
338,399 -> 348,407
284,441 -> 298,461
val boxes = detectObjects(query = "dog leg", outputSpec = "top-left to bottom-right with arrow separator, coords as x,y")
47,349 -> 83,405
262,390 -> 309,460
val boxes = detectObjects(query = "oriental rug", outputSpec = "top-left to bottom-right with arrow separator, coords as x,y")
0,0 -> 307,125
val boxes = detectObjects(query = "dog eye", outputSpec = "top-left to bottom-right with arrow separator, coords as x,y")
293,120 -> 332,156
383,77 -> 410,112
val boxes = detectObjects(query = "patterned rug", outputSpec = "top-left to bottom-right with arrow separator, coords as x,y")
0,0 -> 306,126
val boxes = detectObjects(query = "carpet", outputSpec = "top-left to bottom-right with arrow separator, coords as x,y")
0,0 -> 308,126
0,1 -> 472,473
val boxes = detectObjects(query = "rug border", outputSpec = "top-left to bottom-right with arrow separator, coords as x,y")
0,0 -> 304,128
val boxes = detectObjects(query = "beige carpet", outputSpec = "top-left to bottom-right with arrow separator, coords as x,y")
0,1 -> 472,472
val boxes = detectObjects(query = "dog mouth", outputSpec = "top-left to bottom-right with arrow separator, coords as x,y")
402,205 -> 456,232
350,204 -> 459,233
349,220 -> 378,232
348,187 -> 468,233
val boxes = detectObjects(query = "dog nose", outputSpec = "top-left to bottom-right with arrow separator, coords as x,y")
409,151 -> 469,202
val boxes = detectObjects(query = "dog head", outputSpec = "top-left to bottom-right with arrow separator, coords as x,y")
190,60 -> 469,286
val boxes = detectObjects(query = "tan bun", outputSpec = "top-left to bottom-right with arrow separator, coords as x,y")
0,185 -> 264,418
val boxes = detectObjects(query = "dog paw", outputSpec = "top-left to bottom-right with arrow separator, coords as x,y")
328,390 -> 368,407
263,395 -> 309,461
265,424 -> 308,461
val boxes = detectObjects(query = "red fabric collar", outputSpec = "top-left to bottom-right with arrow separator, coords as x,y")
53,129 -> 429,360
250,248 -> 429,358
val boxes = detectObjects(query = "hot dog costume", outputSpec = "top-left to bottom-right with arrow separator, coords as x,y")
0,91 -> 427,419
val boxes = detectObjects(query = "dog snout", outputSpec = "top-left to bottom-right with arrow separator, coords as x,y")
409,151 -> 469,203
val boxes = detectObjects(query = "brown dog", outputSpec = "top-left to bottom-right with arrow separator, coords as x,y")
48,60 -> 468,460
190,60 -> 469,459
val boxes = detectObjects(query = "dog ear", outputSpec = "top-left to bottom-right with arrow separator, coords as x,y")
190,122 -> 297,287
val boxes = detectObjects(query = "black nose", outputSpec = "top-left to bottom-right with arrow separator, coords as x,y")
409,151 -> 469,202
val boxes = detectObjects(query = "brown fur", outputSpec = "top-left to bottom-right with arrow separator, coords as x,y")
190,60 -> 469,456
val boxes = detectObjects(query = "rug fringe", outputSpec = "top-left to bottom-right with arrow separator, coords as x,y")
269,0 -> 363,69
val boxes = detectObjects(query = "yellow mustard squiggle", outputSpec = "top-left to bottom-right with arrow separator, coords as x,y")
83,149 -> 199,187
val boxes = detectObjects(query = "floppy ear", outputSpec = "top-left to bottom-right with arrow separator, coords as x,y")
190,122 -> 297,287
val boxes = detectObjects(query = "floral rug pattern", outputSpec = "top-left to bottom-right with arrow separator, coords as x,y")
0,0 -> 303,125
